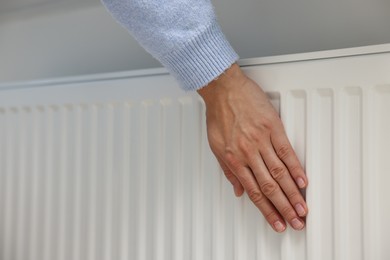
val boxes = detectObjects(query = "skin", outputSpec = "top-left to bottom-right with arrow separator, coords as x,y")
197,63 -> 308,232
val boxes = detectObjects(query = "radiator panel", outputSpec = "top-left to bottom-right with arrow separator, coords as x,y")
0,47 -> 390,260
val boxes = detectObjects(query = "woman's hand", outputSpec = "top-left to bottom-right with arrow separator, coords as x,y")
197,63 -> 308,232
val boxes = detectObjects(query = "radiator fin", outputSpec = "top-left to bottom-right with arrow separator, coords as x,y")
0,81 -> 389,259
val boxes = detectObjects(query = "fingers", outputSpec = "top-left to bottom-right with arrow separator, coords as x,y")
217,157 -> 244,197
231,165 -> 287,233
271,128 -> 308,189
221,150 -> 305,231
198,69 -> 309,233
260,141 -> 308,217
247,155 -> 305,230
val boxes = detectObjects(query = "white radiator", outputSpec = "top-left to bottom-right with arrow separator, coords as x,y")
0,44 -> 389,260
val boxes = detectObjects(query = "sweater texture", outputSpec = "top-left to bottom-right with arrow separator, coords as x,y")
101,0 -> 239,91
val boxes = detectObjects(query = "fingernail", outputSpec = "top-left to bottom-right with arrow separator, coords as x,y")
296,177 -> 306,188
295,203 -> 306,216
273,221 -> 286,232
291,218 -> 304,230
234,187 -> 239,197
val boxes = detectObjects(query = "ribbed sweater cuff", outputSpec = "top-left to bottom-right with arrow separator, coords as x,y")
159,21 -> 239,91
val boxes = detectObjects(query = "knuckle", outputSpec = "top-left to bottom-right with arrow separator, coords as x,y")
224,151 -> 241,172
224,170 -> 234,180
248,129 -> 263,144
276,144 -> 291,160
264,211 -> 279,222
280,206 -> 296,219
237,141 -> 251,157
260,181 -> 278,197
269,166 -> 287,181
289,164 -> 303,176
247,188 -> 264,205
257,117 -> 273,131
287,191 -> 301,201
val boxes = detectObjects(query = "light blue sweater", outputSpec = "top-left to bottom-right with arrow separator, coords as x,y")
101,0 -> 239,91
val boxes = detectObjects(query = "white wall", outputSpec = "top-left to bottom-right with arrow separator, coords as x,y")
0,2 -> 160,82
0,0 -> 390,83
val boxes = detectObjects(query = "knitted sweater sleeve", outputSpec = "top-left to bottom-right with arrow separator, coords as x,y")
101,0 -> 239,91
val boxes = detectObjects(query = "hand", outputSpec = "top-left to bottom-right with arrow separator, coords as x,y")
197,63 -> 308,232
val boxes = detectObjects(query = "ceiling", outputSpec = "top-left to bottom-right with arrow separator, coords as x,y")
0,0 -> 96,16
0,0 -> 56,13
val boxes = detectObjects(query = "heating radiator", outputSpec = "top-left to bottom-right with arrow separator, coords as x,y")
0,44 -> 389,260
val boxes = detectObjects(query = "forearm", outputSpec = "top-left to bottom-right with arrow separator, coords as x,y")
101,0 -> 239,91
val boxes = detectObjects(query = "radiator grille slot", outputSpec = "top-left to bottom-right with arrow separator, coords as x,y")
0,50 -> 389,260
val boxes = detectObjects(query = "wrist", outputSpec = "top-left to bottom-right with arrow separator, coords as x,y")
197,63 -> 247,105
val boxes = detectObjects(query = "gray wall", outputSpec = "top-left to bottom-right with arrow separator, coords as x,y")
0,0 -> 389,83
